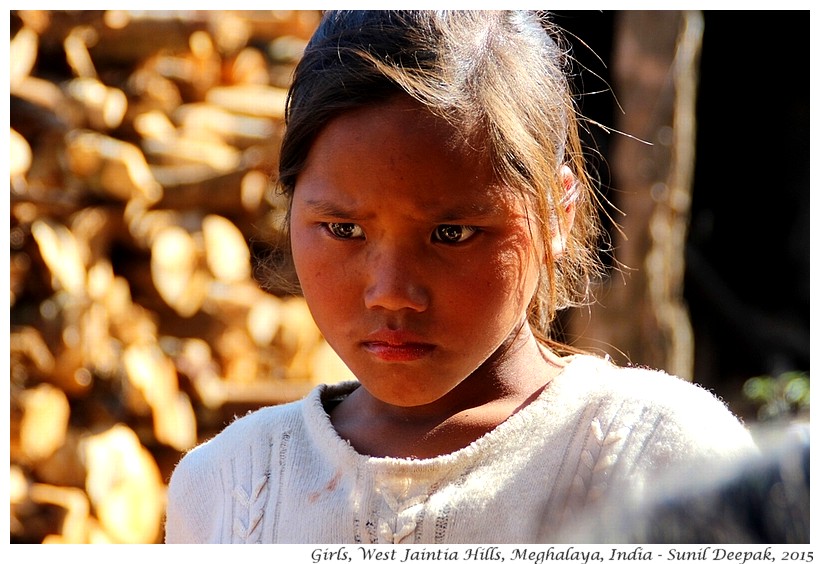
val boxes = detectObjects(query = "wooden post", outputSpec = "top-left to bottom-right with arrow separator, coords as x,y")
566,11 -> 704,381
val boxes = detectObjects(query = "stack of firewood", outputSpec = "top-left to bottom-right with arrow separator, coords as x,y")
10,10 -> 351,543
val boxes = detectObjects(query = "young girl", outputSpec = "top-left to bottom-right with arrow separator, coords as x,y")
165,11 -> 755,544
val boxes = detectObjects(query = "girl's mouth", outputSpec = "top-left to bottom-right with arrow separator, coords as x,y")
361,341 -> 437,362
360,329 -> 436,361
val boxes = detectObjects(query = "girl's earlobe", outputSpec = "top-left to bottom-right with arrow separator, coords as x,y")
550,165 -> 577,258
560,165 -> 579,212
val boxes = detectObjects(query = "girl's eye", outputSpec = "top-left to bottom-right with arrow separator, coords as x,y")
433,225 -> 478,244
325,222 -> 364,239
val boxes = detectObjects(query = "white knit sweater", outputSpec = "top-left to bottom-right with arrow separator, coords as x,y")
164,355 -> 755,544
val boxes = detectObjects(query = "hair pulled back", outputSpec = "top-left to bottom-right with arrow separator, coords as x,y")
277,10 -> 602,343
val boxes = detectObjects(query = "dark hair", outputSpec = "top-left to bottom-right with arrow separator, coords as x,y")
274,10 -> 603,343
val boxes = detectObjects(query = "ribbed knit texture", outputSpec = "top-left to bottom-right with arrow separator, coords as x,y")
165,355 -> 755,543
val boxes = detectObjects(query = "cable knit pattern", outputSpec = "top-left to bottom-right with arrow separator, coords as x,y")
165,355 -> 757,544
231,474 -> 268,541
230,442 -> 272,543
563,416 -> 630,523
374,477 -> 430,543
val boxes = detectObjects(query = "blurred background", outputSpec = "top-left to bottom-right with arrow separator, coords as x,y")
9,10 -> 809,543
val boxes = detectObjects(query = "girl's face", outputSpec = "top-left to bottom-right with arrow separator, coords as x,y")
290,97 -> 544,408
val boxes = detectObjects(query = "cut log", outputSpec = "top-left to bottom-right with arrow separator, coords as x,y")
10,26 -> 39,89
65,77 -> 128,130
202,214 -> 252,282
205,84 -> 288,119
64,130 -> 163,203
149,224 -> 209,317
81,424 -> 165,544
19,384 -> 71,462
30,219 -> 87,295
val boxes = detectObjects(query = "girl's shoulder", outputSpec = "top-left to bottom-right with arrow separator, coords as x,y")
560,354 -> 737,412
556,354 -> 753,446
169,381 -> 355,482
167,396 -> 302,493
551,355 -> 756,480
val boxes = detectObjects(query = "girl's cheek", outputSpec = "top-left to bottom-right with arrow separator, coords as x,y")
303,244 -> 357,286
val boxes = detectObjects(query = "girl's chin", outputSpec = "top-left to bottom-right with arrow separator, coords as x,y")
354,376 -> 461,408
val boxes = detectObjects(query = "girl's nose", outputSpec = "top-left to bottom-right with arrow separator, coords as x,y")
363,247 -> 429,313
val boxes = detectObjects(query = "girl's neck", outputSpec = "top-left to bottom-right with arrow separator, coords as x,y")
330,322 -> 566,459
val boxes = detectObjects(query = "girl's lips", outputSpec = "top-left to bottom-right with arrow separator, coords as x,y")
361,341 -> 436,362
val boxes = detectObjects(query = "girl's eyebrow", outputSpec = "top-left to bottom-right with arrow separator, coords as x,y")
302,199 -> 362,220
302,198 -> 502,222
433,201 -> 501,222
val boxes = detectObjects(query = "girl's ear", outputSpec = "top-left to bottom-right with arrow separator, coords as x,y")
550,165 -> 577,258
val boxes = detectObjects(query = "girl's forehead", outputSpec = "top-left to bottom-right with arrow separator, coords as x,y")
317,94 -> 480,154
296,99 -> 534,220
